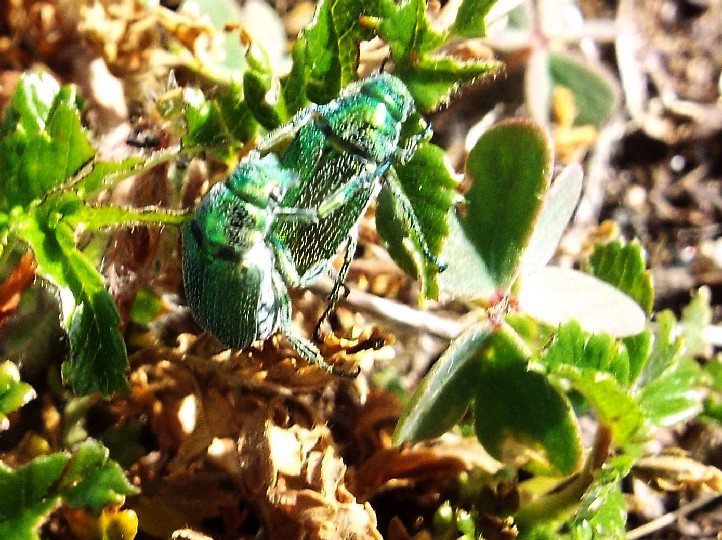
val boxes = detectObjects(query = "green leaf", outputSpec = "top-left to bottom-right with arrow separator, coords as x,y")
1,78 -> 93,208
637,356 -> 704,429
437,209 -> 499,299
522,164 -> 583,273
636,311 -> 682,387
376,142 -> 457,300
571,456 -> 633,540
67,204 -> 189,231
549,52 -> 618,127
517,267 -> 647,337
0,453 -> 70,539
0,361 -> 36,430
62,292 -> 130,396
588,240 -> 653,315
244,42 -> 287,130
379,0 -> 444,66
393,322 -> 491,444
623,330 -> 653,385
454,120 -> 552,293
396,56 -> 502,113
282,41 -> 309,116
302,0 -> 382,104
59,439 -> 137,515
551,364 -> 644,446
0,71 -> 60,138
681,286 -> 713,357
215,80 -> 260,144
702,359 -> 722,422
475,326 -> 582,475
20,216 -> 129,396
542,321 -> 630,386
449,0 -> 496,38
184,88 -> 232,148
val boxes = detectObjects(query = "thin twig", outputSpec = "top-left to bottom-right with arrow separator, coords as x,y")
626,493 -> 722,539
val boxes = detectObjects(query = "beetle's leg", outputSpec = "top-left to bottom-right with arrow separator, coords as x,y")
315,161 -> 390,218
274,270 -> 360,378
269,233 -> 302,286
255,106 -> 321,154
383,167 -> 447,272
274,206 -> 319,223
313,233 -> 357,340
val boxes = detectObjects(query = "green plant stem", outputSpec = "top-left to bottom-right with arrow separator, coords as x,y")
66,206 -> 191,230
514,425 -> 613,528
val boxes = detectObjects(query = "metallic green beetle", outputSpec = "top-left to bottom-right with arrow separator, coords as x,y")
182,152 -> 350,374
259,73 -> 445,333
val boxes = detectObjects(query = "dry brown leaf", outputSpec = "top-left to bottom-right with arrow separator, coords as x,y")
0,252 -> 36,326
636,453 -> 722,493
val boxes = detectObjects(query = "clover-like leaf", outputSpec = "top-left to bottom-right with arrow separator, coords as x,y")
394,322 -> 491,444
517,267 -> 647,337
475,350 -> 582,476
441,120 -> 552,299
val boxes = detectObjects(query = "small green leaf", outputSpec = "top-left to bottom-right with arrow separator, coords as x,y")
393,322 -> 491,444
376,142 -> 457,299
282,41 -> 309,116
549,52 -> 618,127
623,330 -> 653,385
517,267 -> 647,337
638,356 -> 704,429
184,88 -> 231,148
0,71 -> 60,138
396,56 -> 503,113
571,456 -> 633,540
215,80 -> 260,144
129,287 -> 165,326
244,43 -> 287,129
0,361 -> 36,430
551,364 -> 644,446
302,0 -> 381,104
681,286 -> 713,357
636,311 -> 682,387
1,78 -> 93,208
438,209 -> 498,299
588,240 -> 653,315
522,164 -> 583,273
702,359 -> 722,422
59,439 -> 138,515
475,326 -> 581,475
457,120 -> 552,292
379,0 -> 444,66
0,453 -> 70,539
449,0 -> 496,38
542,321 -> 630,386
67,204 -> 189,231
62,292 -> 130,396
20,217 -> 129,397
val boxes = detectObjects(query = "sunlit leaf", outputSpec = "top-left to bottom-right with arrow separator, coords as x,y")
518,267 -> 647,337
522,164 -> 583,273
588,240 -> 653,315
394,322 -> 491,444
475,326 -> 581,475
